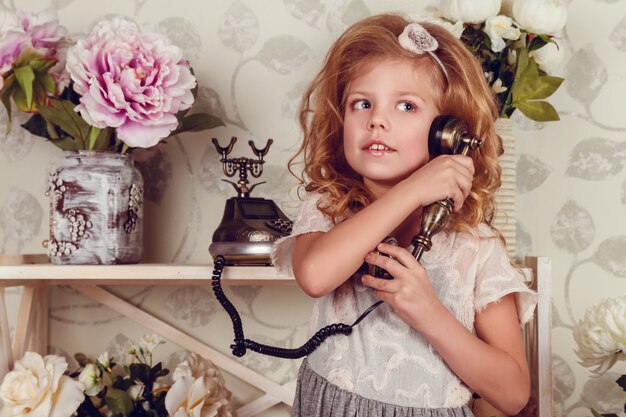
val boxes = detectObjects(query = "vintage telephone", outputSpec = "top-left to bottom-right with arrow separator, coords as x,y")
208,137 -> 293,266
211,115 -> 483,359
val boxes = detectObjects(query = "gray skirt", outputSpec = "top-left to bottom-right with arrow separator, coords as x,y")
291,360 -> 474,417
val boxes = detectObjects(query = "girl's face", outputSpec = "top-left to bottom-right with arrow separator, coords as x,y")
343,58 -> 441,196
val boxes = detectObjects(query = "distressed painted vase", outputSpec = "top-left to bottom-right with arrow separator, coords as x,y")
45,151 -> 144,264
494,118 -> 516,258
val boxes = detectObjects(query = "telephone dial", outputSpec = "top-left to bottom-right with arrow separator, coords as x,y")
211,115 -> 483,359
208,137 -> 293,266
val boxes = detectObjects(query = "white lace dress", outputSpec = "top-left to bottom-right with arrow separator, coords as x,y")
271,191 -> 537,415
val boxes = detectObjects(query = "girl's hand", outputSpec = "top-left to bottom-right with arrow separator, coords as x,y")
405,154 -> 475,212
361,242 -> 443,331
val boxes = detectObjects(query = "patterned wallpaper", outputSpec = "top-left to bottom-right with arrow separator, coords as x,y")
0,0 -> 625,416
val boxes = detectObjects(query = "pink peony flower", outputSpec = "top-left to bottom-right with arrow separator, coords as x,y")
66,18 -> 197,148
0,9 -> 66,75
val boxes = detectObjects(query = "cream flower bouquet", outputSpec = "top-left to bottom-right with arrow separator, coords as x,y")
574,296 -> 626,416
430,0 -> 567,122
0,334 -> 237,417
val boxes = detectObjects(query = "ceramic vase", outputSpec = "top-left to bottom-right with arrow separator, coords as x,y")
45,151 -> 144,264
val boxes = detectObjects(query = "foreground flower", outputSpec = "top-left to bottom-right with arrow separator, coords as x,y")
66,17 -> 196,148
513,0 -> 568,35
0,352 -> 84,417
529,40 -> 565,74
166,353 -> 237,417
140,333 -> 164,354
573,296 -> 626,375
78,363 -> 103,396
439,0 -> 501,24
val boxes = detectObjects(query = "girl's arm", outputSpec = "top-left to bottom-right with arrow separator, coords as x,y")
362,243 -> 530,415
293,154 -> 474,298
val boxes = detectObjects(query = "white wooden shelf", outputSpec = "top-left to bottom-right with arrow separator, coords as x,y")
0,255 -> 297,417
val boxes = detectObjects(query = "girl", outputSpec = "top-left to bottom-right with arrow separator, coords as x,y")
271,13 -> 537,417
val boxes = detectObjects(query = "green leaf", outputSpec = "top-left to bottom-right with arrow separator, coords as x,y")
87,126 -> 102,150
92,127 -> 114,151
13,65 -> 35,110
171,113 -> 224,136
515,100 -> 560,121
51,136 -> 81,151
37,98 -> 91,145
38,74 -> 56,95
105,388 -> 133,417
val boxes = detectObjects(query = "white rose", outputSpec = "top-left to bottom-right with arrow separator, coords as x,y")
529,39 -> 565,74
167,354 -> 236,417
78,363 -> 103,396
484,15 -> 521,52
0,352 -> 84,417
573,296 -> 626,376
439,0 -> 502,24
512,0 -> 567,34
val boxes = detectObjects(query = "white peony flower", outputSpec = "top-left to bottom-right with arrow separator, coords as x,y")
484,15 -> 521,52
139,334 -> 164,354
0,352 -> 84,417
513,0 -> 568,35
78,363 -> 103,396
500,0 -> 516,17
439,0 -> 502,24
529,39 -> 565,74
573,296 -> 626,376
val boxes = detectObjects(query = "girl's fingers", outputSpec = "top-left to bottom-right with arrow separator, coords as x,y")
361,274 -> 400,293
374,243 -> 420,269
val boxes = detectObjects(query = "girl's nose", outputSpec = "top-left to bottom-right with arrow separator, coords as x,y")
368,113 -> 388,130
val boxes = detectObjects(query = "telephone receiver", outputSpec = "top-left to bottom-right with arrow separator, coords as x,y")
368,115 -> 483,279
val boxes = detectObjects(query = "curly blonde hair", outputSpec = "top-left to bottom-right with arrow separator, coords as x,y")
289,13 -> 503,236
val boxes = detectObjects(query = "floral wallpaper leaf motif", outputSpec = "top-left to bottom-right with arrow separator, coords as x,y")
326,0 -> 370,35
156,17 -> 202,63
592,235 -> 626,277
517,153 -> 552,192
283,81 -> 308,119
165,287 -> 217,327
610,15 -> 626,51
230,286 -> 263,306
218,1 -> 260,53
565,137 -> 626,180
199,146 -> 230,196
106,333 -> 133,366
283,0 -> 326,28
132,148 -> 172,204
550,199 -> 595,254
256,35 -> 314,75
0,111 -> 35,163
195,87 -> 230,126
0,187 -> 43,249
580,371 -> 626,414
552,355 -> 575,415
564,46 -> 608,106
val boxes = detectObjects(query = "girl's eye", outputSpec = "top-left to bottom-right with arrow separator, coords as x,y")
396,101 -> 416,112
352,99 -> 371,110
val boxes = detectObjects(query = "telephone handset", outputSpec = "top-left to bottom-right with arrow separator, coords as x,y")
368,115 -> 482,280
211,115 -> 483,359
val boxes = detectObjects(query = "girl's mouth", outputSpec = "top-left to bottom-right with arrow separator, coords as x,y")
363,141 -> 395,154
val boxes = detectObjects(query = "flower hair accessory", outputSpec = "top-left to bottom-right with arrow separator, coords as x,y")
398,23 -> 449,82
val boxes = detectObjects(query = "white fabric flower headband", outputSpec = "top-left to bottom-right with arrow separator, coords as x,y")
398,23 -> 450,83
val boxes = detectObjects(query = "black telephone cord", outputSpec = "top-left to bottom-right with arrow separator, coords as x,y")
212,255 -> 384,359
